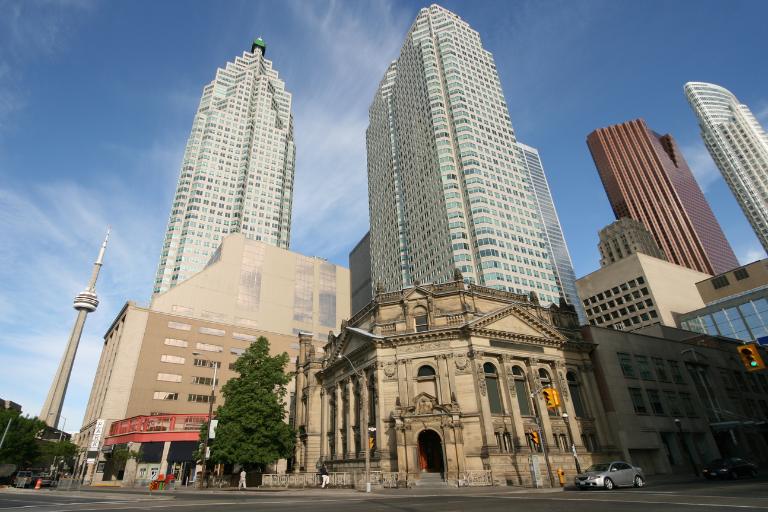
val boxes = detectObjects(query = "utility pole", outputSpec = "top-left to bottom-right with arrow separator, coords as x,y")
0,416 -> 12,451
530,384 -> 555,487
193,352 -> 218,488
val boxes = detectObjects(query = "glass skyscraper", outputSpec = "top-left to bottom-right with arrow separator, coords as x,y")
517,143 -> 585,322
685,82 -> 768,254
154,39 -> 295,294
367,5 -> 565,306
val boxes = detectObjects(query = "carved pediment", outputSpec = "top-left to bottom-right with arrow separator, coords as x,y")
468,304 -> 567,342
400,392 -> 453,417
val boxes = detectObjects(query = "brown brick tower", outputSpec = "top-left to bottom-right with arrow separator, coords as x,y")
587,118 -> 738,275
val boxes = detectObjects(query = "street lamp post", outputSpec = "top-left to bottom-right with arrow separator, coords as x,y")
338,354 -> 371,493
529,384 -> 555,487
674,418 -> 698,476
561,413 -> 581,474
0,416 -> 12,451
193,351 -> 219,488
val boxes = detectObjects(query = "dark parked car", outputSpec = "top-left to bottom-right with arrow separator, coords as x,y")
574,461 -> 645,490
702,458 -> 758,480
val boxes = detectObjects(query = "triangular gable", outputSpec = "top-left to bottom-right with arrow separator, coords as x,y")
402,286 -> 432,300
468,303 -> 567,341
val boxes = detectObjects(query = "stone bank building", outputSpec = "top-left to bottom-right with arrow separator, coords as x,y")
293,276 -> 615,486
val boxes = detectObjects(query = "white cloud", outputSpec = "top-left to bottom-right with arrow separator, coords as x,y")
283,0 -> 411,264
681,140 -> 721,192
738,244 -> 766,266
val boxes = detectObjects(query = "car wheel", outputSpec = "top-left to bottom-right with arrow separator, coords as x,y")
604,478 -> 614,490
634,475 -> 645,488
730,471 -> 739,480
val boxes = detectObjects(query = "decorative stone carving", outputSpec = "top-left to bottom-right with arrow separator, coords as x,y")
415,395 -> 434,415
383,362 -> 397,378
477,372 -> 487,396
454,354 -> 470,372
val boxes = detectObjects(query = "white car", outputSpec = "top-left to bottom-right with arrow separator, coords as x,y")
574,461 -> 645,490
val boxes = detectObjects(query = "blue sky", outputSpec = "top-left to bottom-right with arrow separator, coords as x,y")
1,0 -> 766,431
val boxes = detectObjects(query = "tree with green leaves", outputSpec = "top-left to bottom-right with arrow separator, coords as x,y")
0,410 -> 44,468
206,336 -> 294,471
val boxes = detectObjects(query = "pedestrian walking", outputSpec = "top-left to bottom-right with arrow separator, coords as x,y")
239,469 -> 247,490
319,465 -> 330,488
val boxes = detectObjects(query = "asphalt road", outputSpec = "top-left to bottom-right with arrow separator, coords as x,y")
2,475 -> 768,511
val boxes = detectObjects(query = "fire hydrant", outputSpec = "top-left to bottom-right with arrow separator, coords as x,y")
557,467 -> 566,487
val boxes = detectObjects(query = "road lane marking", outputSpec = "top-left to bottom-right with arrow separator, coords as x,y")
491,495 -> 768,509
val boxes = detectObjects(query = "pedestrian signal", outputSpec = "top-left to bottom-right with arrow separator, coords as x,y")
542,387 -> 561,408
738,343 -> 766,372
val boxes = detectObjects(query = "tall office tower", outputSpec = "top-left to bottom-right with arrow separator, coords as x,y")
516,143 -> 585,322
587,118 -> 738,276
685,82 -> 768,253
154,39 -> 295,294
367,5 -> 563,305
598,218 -> 666,267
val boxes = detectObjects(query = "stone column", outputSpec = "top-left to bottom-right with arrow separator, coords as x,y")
335,383 -> 343,460
473,352 -> 498,454
319,387 -> 327,462
437,354 -> 452,404
346,378 -> 355,459
498,356 -> 520,449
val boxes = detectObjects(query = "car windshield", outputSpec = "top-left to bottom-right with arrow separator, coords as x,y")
708,459 -> 725,466
586,464 -> 610,472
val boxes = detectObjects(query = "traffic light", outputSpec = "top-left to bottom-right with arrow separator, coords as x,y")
738,343 -> 766,372
369,434 -> 375,450
530,431 -> 540,446
542,387 -> 561,408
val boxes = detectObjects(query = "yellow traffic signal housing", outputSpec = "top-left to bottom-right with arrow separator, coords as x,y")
531,431 -> 540,446
542,387 -> 561,408
738,343 -> 766,372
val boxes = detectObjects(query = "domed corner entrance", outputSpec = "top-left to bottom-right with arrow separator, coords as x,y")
417,429 -> 444,473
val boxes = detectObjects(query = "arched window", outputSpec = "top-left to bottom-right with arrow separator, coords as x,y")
417,365 -> 436,377
512,366 -> 532,416
538,368 -> 557,417
567,371 -> 587,418
414,307 -> 428,332
416,364 -> 438,399
484,362 -> 503,414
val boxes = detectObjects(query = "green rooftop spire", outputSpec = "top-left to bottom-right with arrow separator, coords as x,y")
251,37 -> 266,55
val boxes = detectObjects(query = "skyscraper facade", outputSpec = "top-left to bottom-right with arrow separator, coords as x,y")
517,143 -> 584,321
154,39 -> 295,294
587,118 -> 738,276
367,5 -> 563,305
685,82 -> 768,253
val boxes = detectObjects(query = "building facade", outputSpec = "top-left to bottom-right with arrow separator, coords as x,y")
517,143 -> 585,323
154,39 -> 296,294
685,82 -> 768,253
294,275 -> 617,487
576,253 -> 710,332
367,5 -> 564,307
77,234 -> 349,485
678,259 -> 768,342
598,218 -> 666,267
587,118 -> 738,275
585,324 -> 768,474
349,232 -> 373,315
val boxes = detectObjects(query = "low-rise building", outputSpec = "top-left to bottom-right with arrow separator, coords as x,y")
585,324 -> 768,474
294,273 -> 619,487
678,259 -> 768,341
76,233 -> 350,486
577,253 -> 710,331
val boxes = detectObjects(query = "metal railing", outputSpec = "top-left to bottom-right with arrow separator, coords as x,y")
259,471 -> 405,489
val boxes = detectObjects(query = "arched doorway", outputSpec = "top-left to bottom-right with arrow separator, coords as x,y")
417,430 -> 444,473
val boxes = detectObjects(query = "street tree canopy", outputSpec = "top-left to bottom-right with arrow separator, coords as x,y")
0,410 -> 44,468
208,336 -> 294,470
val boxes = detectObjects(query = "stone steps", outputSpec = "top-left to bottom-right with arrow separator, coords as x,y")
415,472 -> 447,488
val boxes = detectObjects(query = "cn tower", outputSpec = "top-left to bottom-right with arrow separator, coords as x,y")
40,228 -> 110,428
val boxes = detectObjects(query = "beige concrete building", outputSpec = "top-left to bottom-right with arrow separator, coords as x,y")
76,233 -> 350,485
598,218 -> 666,267
577,253 -> 710,331
585,324 -> 768,475
293,273 -> 619,487
695,258 -> 768,305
